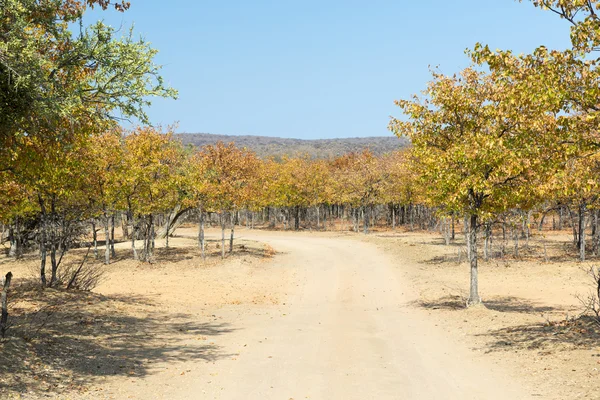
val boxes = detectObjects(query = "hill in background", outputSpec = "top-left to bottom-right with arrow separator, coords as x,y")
175,133 -> 409,159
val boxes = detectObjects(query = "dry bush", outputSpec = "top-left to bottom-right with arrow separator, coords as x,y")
25,247 -> 105,292
56,261 -> 104,291
263,244 -> 276,258
576,266 -> 600,325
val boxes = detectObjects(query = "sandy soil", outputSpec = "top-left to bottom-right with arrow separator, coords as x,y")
0,226 -> 597,399
359,229 -> 600,400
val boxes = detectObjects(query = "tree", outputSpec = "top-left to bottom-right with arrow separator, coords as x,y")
390,66 -> 564,306
184,151 -> 211,258
198,142 -> 259,257
118,126 -> 185,262
331,150 -> 386,234
522,0 -> 600,54
0,172 -> 35,258
12,129 -> 98,286
0,0 -> 176,202
88,130 -> 124,265
549,152 -> 600,261
380,150 -> 422,231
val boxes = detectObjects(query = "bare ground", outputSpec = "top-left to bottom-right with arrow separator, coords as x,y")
360,229 -> 600,400
0,226 -> 597,399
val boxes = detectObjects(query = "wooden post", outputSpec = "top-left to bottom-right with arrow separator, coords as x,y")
1,272 -> 13,338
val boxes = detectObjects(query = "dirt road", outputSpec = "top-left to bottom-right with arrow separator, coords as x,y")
104,231 -> 528,400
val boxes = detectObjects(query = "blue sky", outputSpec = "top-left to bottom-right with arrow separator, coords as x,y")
89,1 -> 573,139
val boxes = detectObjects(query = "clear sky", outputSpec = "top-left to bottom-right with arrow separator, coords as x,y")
89,0 -> 573,139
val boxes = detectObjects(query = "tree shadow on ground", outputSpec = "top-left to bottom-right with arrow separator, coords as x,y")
424,237 -> 465,248
236,243 -> 277,259
485,297 -> 559,313
373,233 -> 410,239
169,236 -> 277,260
477,315 -> 600,353
423,255 -> 462,265
152,247 -> 197,263
415,295 -> 466,310
0,251 -> 39,267
0,287 -> 238,398
415,295 -> 561,314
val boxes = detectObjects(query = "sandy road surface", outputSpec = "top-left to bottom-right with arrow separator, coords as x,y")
103,231 -> 525,400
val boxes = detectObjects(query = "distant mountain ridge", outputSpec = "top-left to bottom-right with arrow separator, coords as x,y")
175,132 -> 409,159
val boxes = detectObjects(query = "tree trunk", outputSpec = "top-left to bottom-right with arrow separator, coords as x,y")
538,212 -> 546,231
371,205 -> 375,229
151,217 -> 155,252
198,207 -> 205,259
402,205 -> 407,225
592,209 -> 598,240
558,206 -> 564,230
104,213 -> 110,265
121,214 -> 129,239
569,207 -> 579,246
110,214 -> 116,257
8,223 -> 16,258
363,206 -> 369,235
49,197 -> 59,287
483,222 -> 491,261
525,210 -> 532,249
294,206 -> 300,231
38,195 -> 47,287
596,212 -> 600,256
230,212 -> 234,253
316,205 -> 320,230
131,215 -> 138,261
463,215 -> 469,257
595,211 -> 600,256
92,220 -> 98,259
513,228 -> 519,258
580,203 -> 587,262
444,217 -> 451,245
141,214 -> 154,263
50,232 -> 58,286
14,218 -> 22,259
221,212 -> 226,259
467,214 -> 481,306
165,221 -> 169,248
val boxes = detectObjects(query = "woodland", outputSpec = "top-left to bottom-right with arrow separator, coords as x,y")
3,0 -> 600,397
175,132 -> 408,159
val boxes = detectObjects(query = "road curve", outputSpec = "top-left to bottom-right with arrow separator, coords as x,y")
192,232 -> 530,400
